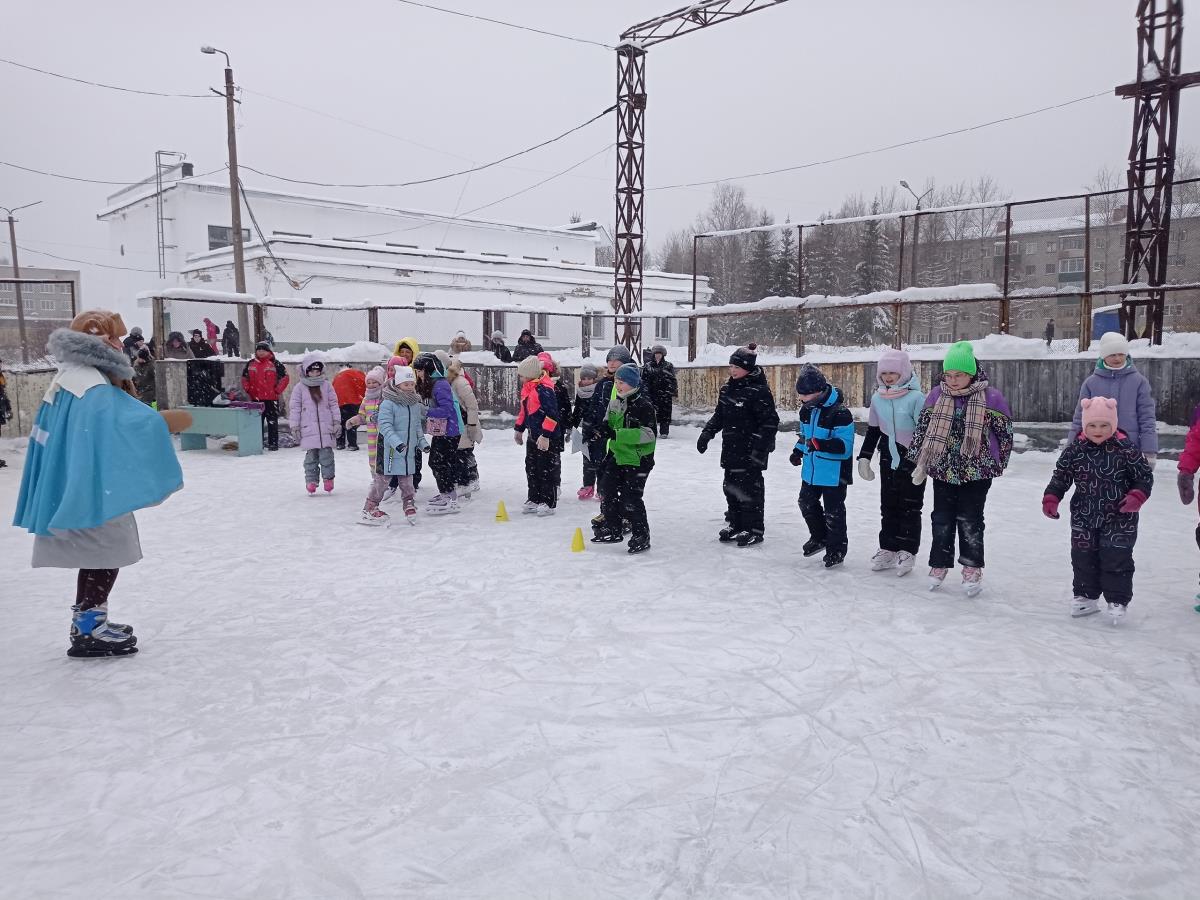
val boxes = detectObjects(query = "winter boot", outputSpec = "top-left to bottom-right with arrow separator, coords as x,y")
1071,596 -> 1100,618
359,507 -> 390,527
627,534 -> 651,554
403,497 -> 417,525
961,566 -> 983,598
323,478 -> 334,494
895,551 -> 915,577
68,606 -> 138,658
823,551 -> 845,569
870,549 -> 897,571
578,486 -> 595,501
736,532 -> 764,548
1107,602 -> 1127,625
802,538 -> 825,558
718,527 -> 743,543
306,482 -> 318,495
929,567 -> 949,591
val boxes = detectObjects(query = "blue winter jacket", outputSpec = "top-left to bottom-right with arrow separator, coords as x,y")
377,396 -> 427,477
794,386 -> 856,488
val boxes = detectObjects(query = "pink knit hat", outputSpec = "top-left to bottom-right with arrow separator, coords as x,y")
877,348 -> 912,380
1080,397 -> 1118,429
384,355 -> 406,381
537,351 -> 556,374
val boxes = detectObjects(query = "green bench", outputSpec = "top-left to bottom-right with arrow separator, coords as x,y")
177,405 -> 264,457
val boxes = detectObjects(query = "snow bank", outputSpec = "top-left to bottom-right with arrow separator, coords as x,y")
273,341 -> 393,363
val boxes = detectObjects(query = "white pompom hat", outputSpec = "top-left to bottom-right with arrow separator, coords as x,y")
1096,331 -> 1131,358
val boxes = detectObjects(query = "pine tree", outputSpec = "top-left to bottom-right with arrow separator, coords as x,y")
743,215 -> 777,302
854,200 -> 891,295
773,222 -> 799,297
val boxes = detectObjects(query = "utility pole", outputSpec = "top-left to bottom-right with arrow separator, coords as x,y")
3,200 -> 42,364
201,45 -> 251,348
900,180 -> 932,290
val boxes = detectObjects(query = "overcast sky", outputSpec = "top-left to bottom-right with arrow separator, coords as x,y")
2,0 -> 1193,305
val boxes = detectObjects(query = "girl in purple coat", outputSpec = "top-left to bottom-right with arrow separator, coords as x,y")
907,341 -> 1014,596
1067,331 -> 1158,469
287,351 -> 342,494
412,352 -> 463,515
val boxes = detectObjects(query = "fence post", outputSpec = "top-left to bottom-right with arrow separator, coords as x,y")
482,311 -> 491,348
152,296 -> 166,360
367,307 -> 379,345
893,303 -> 902,350
581,314 -> 591,358
795,309 -> 805,358
1078,292 -> 1093,353
896,216 -> 907,291
688,316 -> 698,362
999,203 -> 1013,334
252,302 -> 266,345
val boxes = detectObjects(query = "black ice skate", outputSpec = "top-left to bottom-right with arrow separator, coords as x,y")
626,535 -> 651,554
67,606 -> 138,659
802,538 -> 825,557
718,527 -> 744,543
823,551 -> 845,569
736,533 -> 764,548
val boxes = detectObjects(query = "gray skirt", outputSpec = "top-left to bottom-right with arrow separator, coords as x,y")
32,512 -> 143,570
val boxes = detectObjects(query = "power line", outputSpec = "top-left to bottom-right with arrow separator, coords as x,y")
0,56 -> 214,98
17,244 -> 174,273
1,159 -> 226,187
237,179 -> 308,290
648,90 -> 1113,190
388,0 -> 613,49
239,104 -> 616,188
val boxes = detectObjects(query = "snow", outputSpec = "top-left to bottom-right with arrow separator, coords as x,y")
698,200 -> 1010,239
133,287 -> 256,303
3,433 -> 1200,896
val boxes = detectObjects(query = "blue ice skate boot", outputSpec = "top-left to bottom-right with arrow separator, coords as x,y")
68,606 -> 138,659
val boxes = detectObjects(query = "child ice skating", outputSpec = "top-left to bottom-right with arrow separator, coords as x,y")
857,349 -> 927,575
332,366 -> 367,450
349,366 -> 390,524
1175,401 -> 1200,609
908,341 -> 1013,595
514,355 -> 561,516
1068,331 -> 1158,468
540,352 -> 572,500
591,363 -> 657,553
583,346 -> 635,531
12,310 -> 189,657
789,365 -> 855,568
241,341 -> 289,450
1043,397 -> 1153,625
571,362 -> 601,500
375,366 -> 428,524
413,352 -> 464,515
443,353 -> 483,498
288,351 -> 341,494
697,344 -> 779,546
642,344 -> 678,437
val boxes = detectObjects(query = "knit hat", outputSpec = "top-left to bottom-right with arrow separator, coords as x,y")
615,363 -> 642,389
942,340 -> 978,376
255,340 -> 271,352
491,330 -> 505,341
1080,397 -> 1118,430
365,365 -> 387,385
516,355 -> 544,380
385,354 -> 407,381
537,351 -> 556,373
393,366 -> 416,386
70,309 -> 127,345
651,344 -> 667,356
606,345 -> 634,365
1097,331 -> 1130,358
795,364 -> 828,395
729,342 -> 758,371
877,348 -> 912,379
579,362 -> 599,381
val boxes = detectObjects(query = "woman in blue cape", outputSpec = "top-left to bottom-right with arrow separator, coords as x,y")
13,310 -> 190,658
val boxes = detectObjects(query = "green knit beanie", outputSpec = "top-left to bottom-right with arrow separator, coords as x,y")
942,341 -> 977,376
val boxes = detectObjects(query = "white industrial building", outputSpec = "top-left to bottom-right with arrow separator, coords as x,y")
99,163 -> 712,350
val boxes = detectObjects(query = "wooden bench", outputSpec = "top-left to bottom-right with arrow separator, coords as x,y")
177,405 -> 263,457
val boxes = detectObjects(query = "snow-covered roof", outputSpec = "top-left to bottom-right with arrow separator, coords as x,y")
134,287 -> 255,304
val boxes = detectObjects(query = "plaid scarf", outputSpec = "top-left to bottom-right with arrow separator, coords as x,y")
915,377 -> 990,469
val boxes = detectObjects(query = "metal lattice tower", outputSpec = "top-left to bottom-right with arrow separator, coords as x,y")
613,0 -> 791,355
1116,0 -> 1200,342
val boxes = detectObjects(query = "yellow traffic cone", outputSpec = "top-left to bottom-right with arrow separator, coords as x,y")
571,527 -> 585,553
496,500 -> 510,522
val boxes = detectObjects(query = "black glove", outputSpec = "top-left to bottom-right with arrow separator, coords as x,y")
697,433 -> 710,454
788,450 -> 804,467
598,423 -> 615,441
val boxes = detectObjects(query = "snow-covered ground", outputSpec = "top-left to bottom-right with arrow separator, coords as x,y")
3,431 -> 1200,898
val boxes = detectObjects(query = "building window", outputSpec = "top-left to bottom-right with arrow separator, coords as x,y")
272,230 -> 312,238
415,301 -> 426,314
1023,331 -> 1033,338
207,225 -> 250,250
993,241 -> 1019,257
1059,258 -> 1086,274
1024,264 -> 1036,276
1060,235 -> 1085,251
1044,263 -> 1055,274
1174,229 -> 1188,243
41,297 -> 56,311
529,312 -> 549,337
589,312 -> 607,338
491,311 -> 506,334
1046,241 -> 1058,253
936,332 -> 953,342
1170,254 -> 1187,267
1167,304 -> 1184,316
655,317 -> 671,339
1092,261 -> 1105,272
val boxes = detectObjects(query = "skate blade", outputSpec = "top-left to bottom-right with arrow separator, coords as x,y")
896,567 -> 914,578
963,586 -> 982,598
1071,607 -> 1101,618
928,581 -> 944,592
67,645 -> 139,659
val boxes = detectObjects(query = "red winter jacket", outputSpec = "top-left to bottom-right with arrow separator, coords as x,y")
333,368 -> 367,406
1180,404 -> 1200,474
242,354 -> 289,401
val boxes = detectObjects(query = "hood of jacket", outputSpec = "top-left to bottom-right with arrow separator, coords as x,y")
1094,356 -> 1138,378
876,370 -> 921,393
393,337 -> 420,358
166,331 -> 187,348
48,328 -> 134,382
300,350 -> 328,373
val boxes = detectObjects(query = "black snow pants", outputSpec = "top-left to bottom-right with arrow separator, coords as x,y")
599,459 -> 651,539
525,442 -> 561,507
1071,520 -> 1138,606
582,436 -> 606,488
798,483 -> 848,554
723,466 -> 766,537
878,457 -> 927,555
929,478 -> 992,569
653,398 -> 673,436
261,400 -> 280,449
428,436 -> 461,495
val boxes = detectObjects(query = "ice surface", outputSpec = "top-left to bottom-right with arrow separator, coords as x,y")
3,433 -> 1200,897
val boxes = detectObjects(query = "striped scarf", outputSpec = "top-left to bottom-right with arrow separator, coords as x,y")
915,377 -> 990,470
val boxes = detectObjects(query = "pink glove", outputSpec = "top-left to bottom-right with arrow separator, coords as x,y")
1118,489 -> 1148,514
1042,495 -> 1060,520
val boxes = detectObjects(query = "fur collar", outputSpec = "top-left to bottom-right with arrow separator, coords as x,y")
48,328 -> 134,381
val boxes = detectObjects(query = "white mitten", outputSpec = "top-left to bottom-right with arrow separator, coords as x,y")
911,464 -> 927,486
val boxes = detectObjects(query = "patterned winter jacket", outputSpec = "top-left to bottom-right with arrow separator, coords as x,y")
907,375 -> 1013,485
1045,432 -> 1153,533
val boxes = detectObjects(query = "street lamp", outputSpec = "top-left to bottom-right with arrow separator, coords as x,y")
900,179 -> 934,289
201,45 -> 251,342
2,199 -> 43,363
